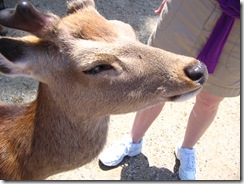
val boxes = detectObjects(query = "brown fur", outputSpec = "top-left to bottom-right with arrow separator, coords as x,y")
0,0 -> 208,180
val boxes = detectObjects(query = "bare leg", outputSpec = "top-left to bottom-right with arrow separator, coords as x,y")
130,102 -> 165,143
182,90 -> 224,148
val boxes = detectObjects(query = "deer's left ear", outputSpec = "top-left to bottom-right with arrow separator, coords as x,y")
0,37 -> 41,80
67,0 -> 95,14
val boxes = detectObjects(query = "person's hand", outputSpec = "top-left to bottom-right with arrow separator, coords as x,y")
155,0 -> 167,14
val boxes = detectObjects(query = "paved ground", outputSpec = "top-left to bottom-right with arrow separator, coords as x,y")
0,0 -> 240,181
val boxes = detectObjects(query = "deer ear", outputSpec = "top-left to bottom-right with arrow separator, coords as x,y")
67,0 -> 95,14
0,37 -> 38,79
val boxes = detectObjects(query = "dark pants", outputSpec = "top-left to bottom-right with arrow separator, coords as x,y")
0,0 -> 4,10
0,0 -> 5,35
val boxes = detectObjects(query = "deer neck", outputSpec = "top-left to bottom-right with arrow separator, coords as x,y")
23,83 -> 109,179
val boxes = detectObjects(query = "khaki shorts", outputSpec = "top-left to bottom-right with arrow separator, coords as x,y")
148,0 -> 240,97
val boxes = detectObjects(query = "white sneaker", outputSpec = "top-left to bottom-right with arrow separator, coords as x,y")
175,144 -> 197,180
99,135 -> 143,166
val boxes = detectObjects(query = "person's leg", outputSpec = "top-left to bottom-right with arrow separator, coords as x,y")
176,89 -> 224,180
182,90 -> 224,148
99,103 -> 164,166
130,103 -> 165,143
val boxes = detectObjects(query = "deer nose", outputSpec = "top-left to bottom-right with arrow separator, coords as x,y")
184,62 -> 208,85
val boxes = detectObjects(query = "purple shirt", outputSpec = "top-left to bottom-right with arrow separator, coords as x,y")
197,0 -> 240,74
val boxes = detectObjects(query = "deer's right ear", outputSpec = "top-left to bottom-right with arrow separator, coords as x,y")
67,0 -> 95,14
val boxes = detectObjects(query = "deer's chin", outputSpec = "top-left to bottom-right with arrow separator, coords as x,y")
168,88 -> 202,102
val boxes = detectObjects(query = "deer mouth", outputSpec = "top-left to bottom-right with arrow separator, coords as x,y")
168,87 -> 202,102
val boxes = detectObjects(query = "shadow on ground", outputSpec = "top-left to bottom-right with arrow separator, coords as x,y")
99,153 -> 181,180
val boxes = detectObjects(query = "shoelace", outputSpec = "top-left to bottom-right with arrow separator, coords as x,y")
112,141 -> 131,157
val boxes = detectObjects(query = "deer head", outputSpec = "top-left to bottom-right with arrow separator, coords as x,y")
0,0 -> 208,118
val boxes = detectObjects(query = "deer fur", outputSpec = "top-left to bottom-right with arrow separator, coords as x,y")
0,0 -> 208,180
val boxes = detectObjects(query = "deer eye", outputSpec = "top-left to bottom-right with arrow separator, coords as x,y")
84,64 -> 114,74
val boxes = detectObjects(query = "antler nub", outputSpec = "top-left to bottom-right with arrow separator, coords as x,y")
0,0 -> 57,38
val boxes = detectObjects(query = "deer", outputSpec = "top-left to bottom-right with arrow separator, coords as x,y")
0,0 -> 208,180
